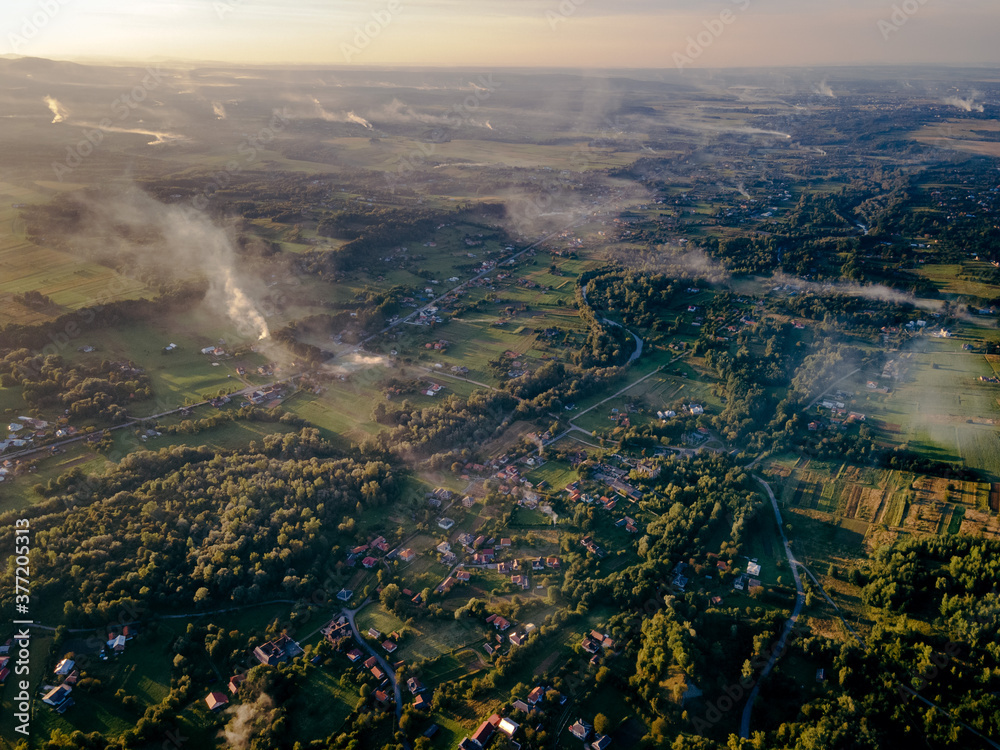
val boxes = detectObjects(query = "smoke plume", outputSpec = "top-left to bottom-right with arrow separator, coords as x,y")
72,189 -> 271,341
43,95 -> 67,123
944,95 -> 985,113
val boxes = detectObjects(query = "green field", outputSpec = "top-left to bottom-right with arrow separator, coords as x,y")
0,181 -> 151,327
356,603 -> 484,664
848,337 -> 1000,480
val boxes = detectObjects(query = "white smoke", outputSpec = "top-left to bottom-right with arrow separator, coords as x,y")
74,190 -> 270,341
212,101 -> 227,120
813,80 -> 836,98
943,95 -> 984,113
43,95 -> 67,123
346,111 -> 373,129
325,352 -> 392,375
309,97 -> 372,128
222,694 -> 276,750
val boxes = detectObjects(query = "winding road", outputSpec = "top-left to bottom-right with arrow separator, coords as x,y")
342,602 -> 404,724
739,474 -> 806,738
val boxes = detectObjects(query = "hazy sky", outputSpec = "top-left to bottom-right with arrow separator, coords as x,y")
2,0 -> 998,68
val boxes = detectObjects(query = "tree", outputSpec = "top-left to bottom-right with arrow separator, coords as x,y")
594,713 -> 611,735
380,583 -> 401,609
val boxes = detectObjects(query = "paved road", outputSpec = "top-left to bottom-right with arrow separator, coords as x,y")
349,216 -> 602,358
343,602 -> 404,724
740,474 -> 806,739
2,377 -> 295,463
547,352 -> 688,447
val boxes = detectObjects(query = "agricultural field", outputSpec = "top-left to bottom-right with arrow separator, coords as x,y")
0,180 -> 151,327
0,442 -> 111,512
770,458 -> 1000,555
838,336 -> 1000,479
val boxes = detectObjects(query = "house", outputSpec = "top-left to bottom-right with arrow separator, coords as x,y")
545,557 -> 560,569
205,692 -> 229,711
414,693 -> 431,711
513,699 -> 530,713
492,616 -> 512,631
382,641 -> 397,654
54,658 -> 75,675
499,538 -> 512,548
531,557 -> 544,571
462,495 -> 476,508
43,685 -> 73,708
253,634 -> 302,666
337,589 -> 353,602
747,561 -> 762,577
367,628 -> 382,640
591,735 -> 612,750
456,570 -> 472,582
511,575 -> 530,590
471,714 -> 500,747
362,556 -> 378,569
228,674 -> 247,694
474,549 -> 495,564
107,635 -> 127,653
527,686 -> 546,705
347,649 -> 363,663
374,689 -> 391,705
399,548 -> 417,563
371,666 -> 385,680
498,717 -> 519,737
436,541 -> 452,555
569,719 -> 593,741
509,632 -> 527,646
407,677 -> 425,694
437,517 -> 455,530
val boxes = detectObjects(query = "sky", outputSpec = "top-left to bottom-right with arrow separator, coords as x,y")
2,0 -> 999,69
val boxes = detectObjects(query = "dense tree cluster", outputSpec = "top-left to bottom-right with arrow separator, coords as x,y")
0,430 -> 398,623
0,350 -> 152,423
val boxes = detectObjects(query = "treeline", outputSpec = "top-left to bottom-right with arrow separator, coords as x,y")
0,430 -> 399,623
373,389 -> 518,459
505,361 -> 627,416
0,288 -> 203,351
0,350 -> 152,423
575,270 -> 639,367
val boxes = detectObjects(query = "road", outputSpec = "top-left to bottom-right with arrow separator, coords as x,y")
739,474 -> 806,739
803,367 -> 862,412
740,479 -> 1000,749
546,351 -> 689,447
9,217 -> 592,469
1,377 -> 296,464
343,602 -> 404,724
353,215 -> 603,355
